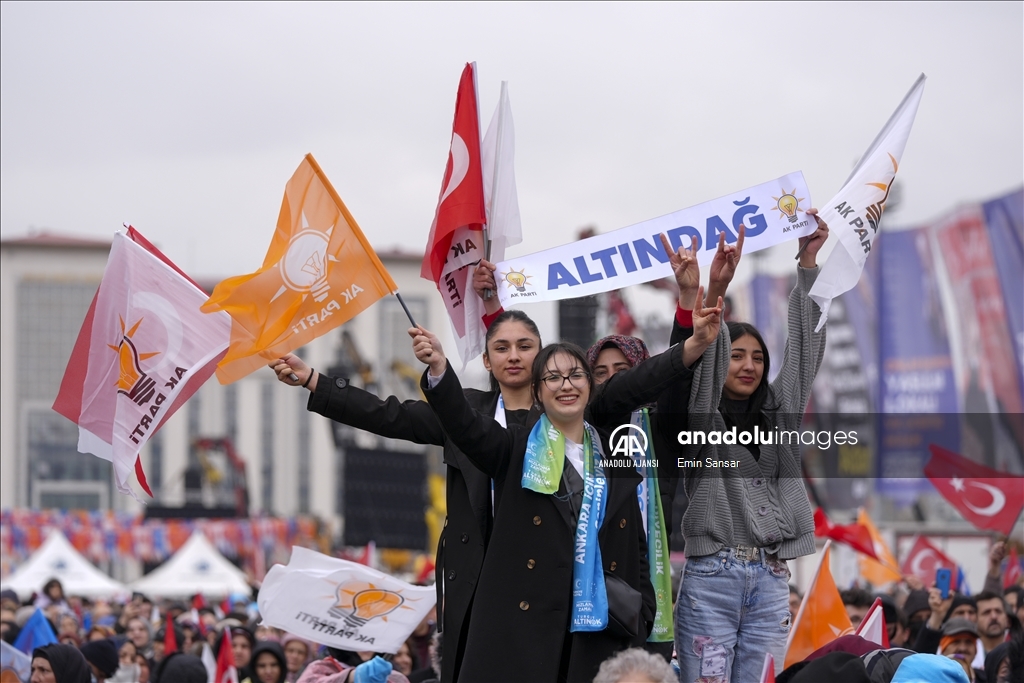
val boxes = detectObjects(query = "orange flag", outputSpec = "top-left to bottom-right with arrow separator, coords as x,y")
784,542 -> 853,668
203,154 -> 398,383
856,508 -> 902,586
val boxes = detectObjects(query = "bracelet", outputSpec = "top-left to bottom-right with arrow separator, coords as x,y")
302,369 -> 315,388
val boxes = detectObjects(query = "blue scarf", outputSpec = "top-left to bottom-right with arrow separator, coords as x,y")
522,414 -> 608,632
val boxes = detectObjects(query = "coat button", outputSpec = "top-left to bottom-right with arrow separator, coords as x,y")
443,517 -> 448,528
619,518 -> 627,529
753,478 -> 763,487
447,570 -> 457,581
519,601 -> 529,611
609,561 -> 617,572
758,506 -> 768,516
335,378 -> 348,389
533,516 -> 542,526
460,533 -> 469,543
526,559 -> 536,569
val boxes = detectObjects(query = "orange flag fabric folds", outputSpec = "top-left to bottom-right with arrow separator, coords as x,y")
785,542 -> 854,668
856,507 -> 902,586
203,154 -> 398,383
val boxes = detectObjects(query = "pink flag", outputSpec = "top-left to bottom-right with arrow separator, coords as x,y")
53,231 -> 230,499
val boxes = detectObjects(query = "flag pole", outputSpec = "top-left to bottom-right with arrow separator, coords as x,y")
482,81 -> 508,301
394,292 -> 419,328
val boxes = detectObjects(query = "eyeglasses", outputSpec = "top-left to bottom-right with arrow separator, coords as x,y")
540,370 -> 590,390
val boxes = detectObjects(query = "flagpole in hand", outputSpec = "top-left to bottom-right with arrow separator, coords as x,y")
395,292 -> 419,328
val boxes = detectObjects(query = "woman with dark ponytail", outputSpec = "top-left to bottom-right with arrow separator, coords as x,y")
268,272 -> 542,683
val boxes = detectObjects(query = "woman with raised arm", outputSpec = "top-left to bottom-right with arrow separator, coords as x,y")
268,278 -> 542,683
660,210 -> 830,683
411,288 -> 721,683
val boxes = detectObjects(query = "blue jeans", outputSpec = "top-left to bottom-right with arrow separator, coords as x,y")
674,548 -> 791,683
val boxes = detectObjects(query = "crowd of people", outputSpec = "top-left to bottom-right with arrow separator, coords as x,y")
5,211 -> 1022,683
269,210 -> 1023,683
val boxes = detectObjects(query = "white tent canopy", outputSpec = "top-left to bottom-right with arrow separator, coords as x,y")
130,531 -> 250,599
1,530 -> 128,600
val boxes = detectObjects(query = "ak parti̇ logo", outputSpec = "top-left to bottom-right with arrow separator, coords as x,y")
109,316 -> 160,406
329,580 -> 414,630
501,268 -> 531,293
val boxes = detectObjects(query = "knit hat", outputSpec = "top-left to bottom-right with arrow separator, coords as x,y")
80,638 -> 120,677
890,653 -> 972,683
944,594 -> 976,623
152,652 -> 208,683
902,589 -> 931,620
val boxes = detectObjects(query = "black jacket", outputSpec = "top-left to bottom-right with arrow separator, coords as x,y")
422,346 -> 692,683
307,378 -> 538,683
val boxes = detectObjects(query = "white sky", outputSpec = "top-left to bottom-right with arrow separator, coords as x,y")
2,2 -> 1021,282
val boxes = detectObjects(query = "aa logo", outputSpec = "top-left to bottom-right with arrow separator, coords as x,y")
609,424 -> 648,458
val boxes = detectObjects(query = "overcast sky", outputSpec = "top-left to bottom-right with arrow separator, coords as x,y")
2,2 -> 1021,281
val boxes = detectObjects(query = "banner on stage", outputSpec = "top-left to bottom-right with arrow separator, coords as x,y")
494,172 -> 813,305
258,547 -> 436,654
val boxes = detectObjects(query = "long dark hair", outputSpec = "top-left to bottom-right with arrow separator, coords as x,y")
530,342 -> 592,407
484,310 -> 542,392
721,322 -> 777,430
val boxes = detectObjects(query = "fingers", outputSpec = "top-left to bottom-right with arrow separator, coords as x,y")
659,233 -> 674,260
688,234 -> 698,258
693,285 -> 704,312
479,259 -> 496,272
717,230 -> 726,254
735,223 -> 745,257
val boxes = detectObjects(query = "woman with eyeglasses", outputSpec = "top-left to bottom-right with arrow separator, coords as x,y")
410,286 -> 721,683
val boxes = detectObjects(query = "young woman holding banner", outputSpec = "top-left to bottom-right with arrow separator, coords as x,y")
270,294 -> 542,683
410,284 -> 721,683
659,209 -> 829,682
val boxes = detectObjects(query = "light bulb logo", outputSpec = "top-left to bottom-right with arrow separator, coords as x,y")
329,582 -> 405,629
108,316 -> 160,406
502,268 -> 531,293
772,191 -> 803,223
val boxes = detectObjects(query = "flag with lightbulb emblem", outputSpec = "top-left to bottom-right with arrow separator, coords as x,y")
257,547 -> 435,653
202,154 -> 398,384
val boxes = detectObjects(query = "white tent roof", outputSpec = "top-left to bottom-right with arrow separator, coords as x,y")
130,531 -> 250,599
1,530 -> 128,600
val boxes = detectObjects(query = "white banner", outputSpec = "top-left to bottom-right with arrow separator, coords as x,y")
257,547 -> 436,654
494,172 -> 813,305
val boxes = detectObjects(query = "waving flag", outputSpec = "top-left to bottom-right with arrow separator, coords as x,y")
813,508 -> 879,560
899,535 -> 959,588
421,63 -> 489,365
12,609 -> 57,655
203,154 -> 399,383
809,74 -> 926,330
258,547 -> 435,653
856,508 -> 902,586
53,230 -> 231,499
855,598 -> 890,648
925,444 -> 1024,535
215,629 -> 238,683
785,542 -> 853,668
454,80 -> 524,365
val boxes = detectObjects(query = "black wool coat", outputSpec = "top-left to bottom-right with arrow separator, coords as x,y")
422,346 -> 691,683
308,378 -> 538,683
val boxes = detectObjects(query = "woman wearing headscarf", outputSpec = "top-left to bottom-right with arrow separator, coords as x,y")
30,643 -> 91,683
243,641 -> 288,683
281,633 -> 313,683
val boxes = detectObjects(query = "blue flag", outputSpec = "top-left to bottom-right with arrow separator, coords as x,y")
12,608 -> 56,655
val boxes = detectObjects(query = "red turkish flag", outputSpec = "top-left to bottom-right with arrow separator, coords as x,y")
421,62 -> 487,284
1006,546 -> 1023,590
925,444 -> 1024,535
899,535 -> 958,587
813,508 -> 879,560
216,629 -> 238,683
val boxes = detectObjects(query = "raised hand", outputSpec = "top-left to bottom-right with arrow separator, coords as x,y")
659,233 -> 699,309
409,326 -> 446,375
472,259 -> 502,314
707,224 -> 744,304
268,353 -> 317,391
681,285 -> 723,366
797,208 -> 829,268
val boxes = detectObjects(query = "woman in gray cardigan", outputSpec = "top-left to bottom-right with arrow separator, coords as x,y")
662,210 -> 829,683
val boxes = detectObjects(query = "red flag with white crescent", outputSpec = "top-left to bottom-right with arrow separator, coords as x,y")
925,443 -> 1024,535
899,535 -> 958,587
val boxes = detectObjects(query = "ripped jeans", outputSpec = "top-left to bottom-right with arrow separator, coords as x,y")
674,548 -> 791,683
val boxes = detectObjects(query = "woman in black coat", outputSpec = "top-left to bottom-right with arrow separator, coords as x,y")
270,309 -> 542,683
411,291 -> 720,683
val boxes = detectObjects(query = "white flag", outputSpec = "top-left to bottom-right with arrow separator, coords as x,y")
257,547 -> 436,654
808,74 -> 926,330
455,81 -> 523,368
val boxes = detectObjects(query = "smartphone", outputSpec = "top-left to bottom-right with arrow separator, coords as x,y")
936,567 -> 952,599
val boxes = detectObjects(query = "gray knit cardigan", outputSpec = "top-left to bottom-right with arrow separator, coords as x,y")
681,266 -> 826,560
